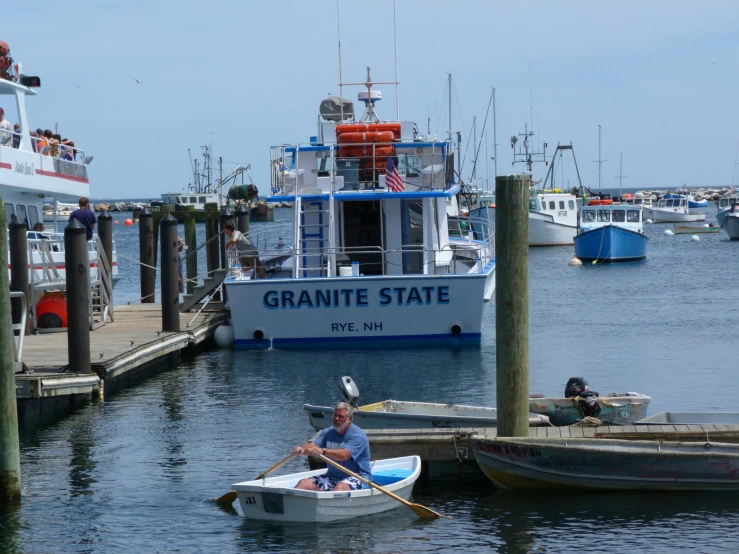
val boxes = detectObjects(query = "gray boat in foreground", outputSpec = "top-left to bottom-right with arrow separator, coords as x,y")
471,436 -> 739,491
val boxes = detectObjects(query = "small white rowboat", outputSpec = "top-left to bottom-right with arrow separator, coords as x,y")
232,455 -> 421,522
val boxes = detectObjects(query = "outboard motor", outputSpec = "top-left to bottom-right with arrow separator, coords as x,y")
577,392 -> 602,418
338,376 -> 360,408
565,377 -> 589,398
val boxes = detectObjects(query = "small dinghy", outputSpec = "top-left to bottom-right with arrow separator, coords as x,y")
231,455 -> 421,522
471,436 -> 739,491
527,377 -> 651,426
305,377 -> 551,430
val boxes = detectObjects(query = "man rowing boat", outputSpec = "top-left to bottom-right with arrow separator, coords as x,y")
292,402 -> 371,491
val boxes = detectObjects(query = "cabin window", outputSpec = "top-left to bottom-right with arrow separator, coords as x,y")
190,197 -> 197,204
540,201 -> 546,210
16,204 -> 28,226
582,210 -> 596,222
27,206 -> 39,228
568,200 -> 574,210
4,203 -> 14,227
529,199 -> 538,211
559,201 -> 565,210
666,199 -> 674,207
612,210 -> 625,222
627,210 -> 640,222
397,154 -> 422,178
597,209 -> 610,222
199,196 -> 206,203
549,201 -> 555,209
635,199 -> 642,206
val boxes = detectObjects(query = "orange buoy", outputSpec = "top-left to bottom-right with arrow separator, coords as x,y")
124,218 -> 133,226
36,292 -> 67,328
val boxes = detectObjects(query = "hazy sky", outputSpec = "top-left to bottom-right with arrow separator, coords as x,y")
5,0 -> 739,199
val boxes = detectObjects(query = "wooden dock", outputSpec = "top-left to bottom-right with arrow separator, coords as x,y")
16,304 -> 228,423
364,423 -> 739,476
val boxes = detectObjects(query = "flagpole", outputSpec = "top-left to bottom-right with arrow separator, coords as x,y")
393,0 -> 399,121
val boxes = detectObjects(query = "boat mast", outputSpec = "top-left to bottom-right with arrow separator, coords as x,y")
511,122 -> 546,177
393,0 -> 399,120
492,87 -> 497,184
471,116 -> 477,184
595,125 -> 606,193
617,152 -> 626,199
336,0 -> 344,121
447,73 -> 452,141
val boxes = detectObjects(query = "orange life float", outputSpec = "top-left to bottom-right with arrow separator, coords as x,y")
336,122 -> 401,139
36,292 -> 67,328
587,199 -> 613,206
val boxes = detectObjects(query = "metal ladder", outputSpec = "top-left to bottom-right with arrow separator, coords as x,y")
295,197 -> 331,278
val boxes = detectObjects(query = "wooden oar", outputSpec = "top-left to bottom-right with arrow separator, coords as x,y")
216,432 -> 321,506
318,454 -> 449,520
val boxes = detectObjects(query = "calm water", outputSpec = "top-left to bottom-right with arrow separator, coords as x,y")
3,203 -> 739,553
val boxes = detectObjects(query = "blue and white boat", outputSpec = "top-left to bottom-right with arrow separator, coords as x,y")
574,202 -> 648,262
716,195 -> 739,227
223,69 -> 496,349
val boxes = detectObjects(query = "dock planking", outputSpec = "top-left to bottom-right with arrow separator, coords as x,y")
16,304 -> 228,421
366,423 -> 739,465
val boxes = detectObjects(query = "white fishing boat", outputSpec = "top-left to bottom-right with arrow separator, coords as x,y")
622,195 -> 654,220
716,195 -> 739,227
720,209 -> 739,239
231,455 -> 421,522
472,436 -> 739,491
651,196 -> 706,223
305,376 -> 550,430
224,68 -> 495,348
1,44 -> 118,333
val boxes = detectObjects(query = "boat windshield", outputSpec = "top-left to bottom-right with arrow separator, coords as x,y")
627,210 -> 640,222
597,209 -> 610,222
582,210 -> 596,222
612,209 -> 625,222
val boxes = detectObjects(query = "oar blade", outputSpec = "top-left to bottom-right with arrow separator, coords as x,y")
216,491 -> 237,506
410,502 -> 451,520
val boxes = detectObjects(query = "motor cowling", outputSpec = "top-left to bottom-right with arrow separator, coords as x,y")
565,377 -> 589,398
577,392 -> 602,418
338,376 -> 359,407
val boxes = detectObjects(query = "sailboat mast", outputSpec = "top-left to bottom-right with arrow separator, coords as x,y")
619,153 -> 623,199
597,125 -> 602,193
492,87 -> 497,183
447,74 -> 452,141
472,116 -> 477,183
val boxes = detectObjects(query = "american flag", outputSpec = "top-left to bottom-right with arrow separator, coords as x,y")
385,157 -> 405,192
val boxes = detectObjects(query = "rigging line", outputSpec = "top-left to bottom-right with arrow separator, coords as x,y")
433,79 -> 448,135
451,79 -> 468,141
470,89 -> 495,184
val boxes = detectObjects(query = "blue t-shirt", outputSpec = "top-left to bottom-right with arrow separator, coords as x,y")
69,208 -> 97,240
314,424 -> 371,481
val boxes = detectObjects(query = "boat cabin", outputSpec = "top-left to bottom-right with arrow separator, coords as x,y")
579,204 -> 643,232
717,196 -> 739,211
160,191 -> 225,211
655,197 -> 689,212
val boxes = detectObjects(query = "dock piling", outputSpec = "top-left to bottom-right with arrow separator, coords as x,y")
65,218 -> 92,374
184,217 -> 196,296
494,173 -> 530,438
9,215 -> 31,334
0,199 -> 21,500
236,204 -> 249,235
138,207 -> 155,304
160,214 -> 180,332
97,210 -> 113,270
218,207 -> 233,303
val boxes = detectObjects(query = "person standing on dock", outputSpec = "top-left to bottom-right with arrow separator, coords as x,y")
68,197 -> 97,240
177,237 -> 185,293
292,403 -> 371,491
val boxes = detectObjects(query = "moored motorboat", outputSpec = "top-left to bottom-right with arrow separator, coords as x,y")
673,224 -> 719,234
224,68 -> 495,349
527,377 -> 651,426
304,376 -> 551,430
716,195 -> 739,227
720,207 -> 739,240
231,455 -> 421,522
651,196 -> 706,223
471,436 -> 739,491
574,202 -> 648,262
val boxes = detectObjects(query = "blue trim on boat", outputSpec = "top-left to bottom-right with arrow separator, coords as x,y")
574,225 -> 648,263
234,332 -> 481,349
266,184 -> 460,203
225,267 -> 494,285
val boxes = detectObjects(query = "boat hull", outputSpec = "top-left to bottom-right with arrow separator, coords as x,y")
721,213 -> 739,240
528,394 -> 651,426
472,437 -> 739,491
232,456 -> 421,522
226,270 -> 494,349
574,225 -> 648,262
305,401 -> 551,430
651,209 -> 706,223
470,206 -> 576,246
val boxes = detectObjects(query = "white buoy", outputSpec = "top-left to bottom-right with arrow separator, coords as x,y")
664,229 -> 674,236
703,223 -> 710,227
568,257 -> 582,266
646,219 -> 653,224
214,324 -> 234,348
690,235 -> 700,242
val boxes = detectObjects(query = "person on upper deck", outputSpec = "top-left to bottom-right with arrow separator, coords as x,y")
41,130 -> 53,155
0,108 -> 11,143
12,122 -> 20,148
68,197 -> 97,240
292,402 -> 371,491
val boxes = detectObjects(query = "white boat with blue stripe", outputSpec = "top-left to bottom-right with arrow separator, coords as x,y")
224,69 -> 495,349
574,201 -> 648,262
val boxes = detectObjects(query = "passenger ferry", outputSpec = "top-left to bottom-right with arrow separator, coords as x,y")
1,43 -> 117,330
224,69 -> 496,348
574,201 -> 648,262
